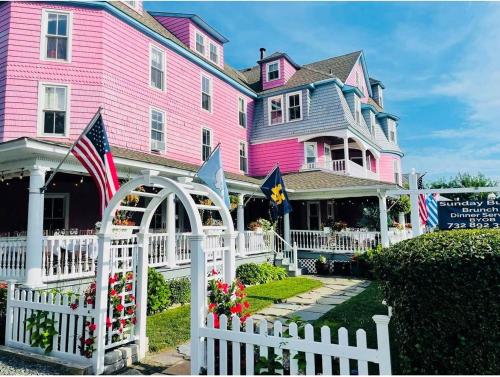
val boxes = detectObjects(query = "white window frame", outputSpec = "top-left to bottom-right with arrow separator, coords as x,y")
201,74 -> 212,113
266,60 -> 280,82
354,95 -> 361,124
37,81 -> 71,137
239,141 -> 248,173
40,9 -> 72,63
209,42 -> 219,64
149,44 -> 166,92
370,112 -> 376,135
201,127 -> 212,162
268,95 -> 284,125
195,32 -> 205,55
238,97 -> 247,128
378,87 -> 384,107
150,107 -> 166,153
304,141 -> 318,166
388,121 -> 397,143
44,193 -> 70,231
286,91 -> 303,122
393,159 -> 401,184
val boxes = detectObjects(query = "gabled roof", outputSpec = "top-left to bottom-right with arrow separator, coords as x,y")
257,51 -> 301,69
303,51 -> 362,82
148,11 -> 229,43
369,77 -> 385,89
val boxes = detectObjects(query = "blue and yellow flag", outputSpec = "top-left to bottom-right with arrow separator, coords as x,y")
260,166 -> 292,219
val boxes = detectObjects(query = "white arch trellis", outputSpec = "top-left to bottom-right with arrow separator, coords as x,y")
92,170 -> 235,374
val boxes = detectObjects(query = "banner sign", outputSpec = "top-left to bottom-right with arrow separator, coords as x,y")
438,200 -> 500,230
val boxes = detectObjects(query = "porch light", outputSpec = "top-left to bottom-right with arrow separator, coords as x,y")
0,172 -> 4,182
19,169 -> 24,180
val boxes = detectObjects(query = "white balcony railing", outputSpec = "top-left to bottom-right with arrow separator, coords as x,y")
291,229 -> 381,253
302,158 -> 379,180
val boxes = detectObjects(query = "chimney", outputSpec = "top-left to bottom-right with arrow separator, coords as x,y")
259,47 -> 266,60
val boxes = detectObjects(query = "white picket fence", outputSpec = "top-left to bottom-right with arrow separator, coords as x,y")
201,313 -> 392,375
291,230 -> 381,253
5,282 -> 96,362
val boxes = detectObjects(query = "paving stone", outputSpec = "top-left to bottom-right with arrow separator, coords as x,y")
104,349 -> 123,365
163,360 -> 190,375
258,307 -> 293,317
317,296 -> 348,305
286,310 -> 323,321
272,303 -> 303,310
177,343 -> 190,359
145,352 -> 185,367
286,296 -> 317,305
301,303 -> 333,314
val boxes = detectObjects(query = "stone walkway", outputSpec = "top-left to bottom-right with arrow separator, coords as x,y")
116,276 -> 369,375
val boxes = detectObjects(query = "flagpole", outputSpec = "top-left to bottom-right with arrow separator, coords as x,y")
41,107 -> 103,193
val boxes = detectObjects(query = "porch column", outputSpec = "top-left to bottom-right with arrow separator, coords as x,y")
24,165 -> 49,287
166,193 -> 176,267
398,212 -> 406,227
135,231 -> 149,360
284,212 -> 291,248
343,138 -> 350,174
378,193 -> 389,247
409,169 -> 422,237
361,149 -> 367,178
236,194 -> 245,257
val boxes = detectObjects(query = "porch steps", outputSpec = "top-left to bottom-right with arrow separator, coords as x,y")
275,256 -> 302,277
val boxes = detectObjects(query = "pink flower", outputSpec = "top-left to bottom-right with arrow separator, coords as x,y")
106,317 -> 112,328
85,338 -> 94,346
230,303 -> 242,314
211,267 -> 218,276
208,303 -> 217,312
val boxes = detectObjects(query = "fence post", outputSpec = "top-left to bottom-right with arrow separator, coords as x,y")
4,280 -> 15,346
236,194 -> 245,256
378,193 -> 389,248
166,193 -> 177,268
409,169 -> 422,237
293,242 -> 298,272
373,315 -> 392,375
237,232 -> 246,258
224,232 -> 237,283
135,232 -> 149,360
190,234 -> 206,375
93,234 -> 111,375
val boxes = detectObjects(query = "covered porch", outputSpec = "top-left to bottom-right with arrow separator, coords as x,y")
299,130 -> 380,181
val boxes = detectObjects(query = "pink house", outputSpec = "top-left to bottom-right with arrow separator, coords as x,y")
0,0 -> 403,240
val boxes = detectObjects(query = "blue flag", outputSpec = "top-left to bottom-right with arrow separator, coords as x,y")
260,166 -> 292,219
197,145 -> 230,208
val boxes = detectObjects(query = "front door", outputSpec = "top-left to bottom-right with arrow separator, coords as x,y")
307,201 -> 321,230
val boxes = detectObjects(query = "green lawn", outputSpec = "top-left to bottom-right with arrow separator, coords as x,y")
146,277 -> 322,352
313,282 -> 400,373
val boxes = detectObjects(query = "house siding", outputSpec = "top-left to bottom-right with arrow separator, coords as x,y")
261,56 -> 296,91
2,2 -> 252,175
153,16 -> 191,46
345,60 -> 369,102
379,153 -> 401,184
0,3 -> 11,141
249,138 -> 303,176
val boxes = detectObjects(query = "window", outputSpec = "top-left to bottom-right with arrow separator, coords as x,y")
324,144 -> 331,162
44,194 -> 68,232
42,10 -> 70,61
202,128 -> 212,161
327,201 -> 334,219
238,97 -> 247,128
354,96 -> 361,124
378,87 -> 384,107
287,91 -> 302,121
393,160 -> 400,184
196,33 -> 205,54
266,61 -> 279,81
268,96 -> 283,125
150,108 -> 165,152
388,120 -> 397,142
370,112 -> 376,135
39,84 -> 68,135
150,46 -> 165,90
209,43 -> 218,64
201,75 -> 212,112
239,141 -> 247,173
304,142 -> 317,166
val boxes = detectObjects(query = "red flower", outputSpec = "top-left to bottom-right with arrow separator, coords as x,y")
240,314 -> 249,323
106,317 -> 112,328
237,282 -> 245,291
216,281 -> 229,294
85,338 -> 94,346
90,282 -> 96,290
127,308 -> 134,315
213,313 -> 220,329
211,267 -> 218,276
120,319 -> 127,326
127,272 -> 133,281
126,283 -> 132,291
88,323 -> 97,332
243,301 -> 250,309
129,294 -> 136,302
110,289 -> 117,296
70,302 -> 78,310
118,326 -> 123,334
230,303 -> 242,314
116,304 -> 124,312
208,303 -> 216,312
109,275 -> 117,285
131,317 -> 137,325
86,297 -> 94,305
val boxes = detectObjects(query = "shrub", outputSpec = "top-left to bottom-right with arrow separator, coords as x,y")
168,277 -> 191,305
236,263 -> 287,285
372,230 -> 500,374
147,268 -> 171,315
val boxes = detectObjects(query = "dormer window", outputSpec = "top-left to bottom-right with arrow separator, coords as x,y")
195,32 -> 205,55
268,96 -> 283,125
209,43 -> 218,64
266,61 -> 280,81
378,88 -> 384,107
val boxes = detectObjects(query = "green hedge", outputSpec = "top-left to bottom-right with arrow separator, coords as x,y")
168,277 -> 190,305
236,263 -> 288,285
373,230 -> 500,374
147,268 -> 171,315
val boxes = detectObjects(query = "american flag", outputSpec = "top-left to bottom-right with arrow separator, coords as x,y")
71,113 -> 120,216
417,173 -> 428,225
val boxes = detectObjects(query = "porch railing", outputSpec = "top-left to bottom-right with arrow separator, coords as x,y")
291,230 -> 381,253
243,231 -> 268,255
0,237 -> 26,279
302,159 -> 345,173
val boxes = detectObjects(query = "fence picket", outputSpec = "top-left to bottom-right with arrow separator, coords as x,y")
219,315 -> 228,375
338,327 -> 349,375
12,289 -> 20,342
304,324 -> 315,375
288,322 -> 299,375
19,291 -> 26,344
207,314 -> 215,375
244,317 -> 254,375
60,295 -> 69,353
273,320 -> 283,375
356,329 -> 368,375
231,316 -> 241,375
321,326 -> 332,375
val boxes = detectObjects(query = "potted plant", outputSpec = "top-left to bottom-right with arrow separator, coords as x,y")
333,220 -> 348,232
315,255 -> 329,275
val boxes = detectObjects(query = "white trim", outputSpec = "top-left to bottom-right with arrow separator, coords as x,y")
239,140 -> 248,174
37,81 -> 71,138
149,43 -> 166,92
44,193 -> 70,230
40,9 -> 73,63
267,95 -> 284,126
201,126 -> 213,162
307,201 -> 321,230
304,141 -> 318,165
200,74 -> 213,113
149,106 -> 166,153
238,97 -> 247,128
209,42 -> 219,65
195,31 -> 205,56
286,90 -> 303,122
122,0 -> 141,13
265,60 -> 280,82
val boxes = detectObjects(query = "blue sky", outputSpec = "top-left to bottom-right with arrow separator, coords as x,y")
145,1 -> 500,182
